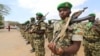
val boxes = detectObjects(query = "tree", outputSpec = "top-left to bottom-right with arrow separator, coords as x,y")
6,21 -> 20,26
0,4 -> 10,29
0,4 -> 10,15
0,15 -> 4,29
0,15 -> 4,25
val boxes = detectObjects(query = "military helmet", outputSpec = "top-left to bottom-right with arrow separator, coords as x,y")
57,2 -> 73,10
36,12 -> 43,17
30,17 -> 35,22
89,13 -> 96,17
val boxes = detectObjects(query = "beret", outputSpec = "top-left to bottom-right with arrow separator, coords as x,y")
89,13 -> 96,17
36,12 -> 43,17
57,2 -> 72,10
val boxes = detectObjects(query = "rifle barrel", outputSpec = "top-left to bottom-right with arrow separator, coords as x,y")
71,16 -> 93,23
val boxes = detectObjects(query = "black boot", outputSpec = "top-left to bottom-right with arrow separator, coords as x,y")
30,48 -> 35,53
26,41 -> 30,45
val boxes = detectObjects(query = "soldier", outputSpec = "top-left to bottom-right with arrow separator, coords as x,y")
20,21 -> 29,39
24,20 -> 30,44
48,2 -> 84,56
83,13 -> 100,56
46,20 -> 54,42
31,12 -> 47,56
20,24 -> 26,38
28,17 -> 36,52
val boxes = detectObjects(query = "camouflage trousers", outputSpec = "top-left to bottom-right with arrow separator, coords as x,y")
47,32 -> 53,43
20,30 -> 25,38
34,38 -> 45,56
84,41 -> 100,56
24,32 -> 28,40
25,32 -> 30,42
29,33 -> 35,49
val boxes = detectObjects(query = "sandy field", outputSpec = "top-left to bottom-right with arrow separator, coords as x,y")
0,29 -> 84,56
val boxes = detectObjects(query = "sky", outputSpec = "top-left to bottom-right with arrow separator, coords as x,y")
0,0 -> 100,23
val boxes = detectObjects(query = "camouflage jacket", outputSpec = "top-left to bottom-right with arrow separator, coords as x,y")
52,17 -> 84,56
83,22 -> 100,42
33,21 -> 47,38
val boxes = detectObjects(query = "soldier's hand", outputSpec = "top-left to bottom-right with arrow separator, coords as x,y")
56,47 -> 64,55
48,43 -> 64,55
48,43 -> 56,54
28,30 -> 33,34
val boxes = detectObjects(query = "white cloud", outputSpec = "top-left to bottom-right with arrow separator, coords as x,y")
17,0 -> 87,21
92,10 -> 100,19
96,12 -> 100,19
18,0 -> 87,9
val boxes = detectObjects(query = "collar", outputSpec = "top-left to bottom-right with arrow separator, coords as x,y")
61,17 -> 70,24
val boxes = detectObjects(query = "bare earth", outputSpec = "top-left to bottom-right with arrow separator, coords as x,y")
0,29 -> 84,56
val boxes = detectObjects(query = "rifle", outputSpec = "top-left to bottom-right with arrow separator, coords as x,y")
25,12 -> 49,32
35,12 -> 49,32
51,7 -> 88,43
36,12 -> 49,25
50,7 -> 88,25
40,12 -> 49,22
71,15 -> 93,24
51,17 -> 71,43
24,23 -> 33,32
51,15 -> 95,44
71,7 -> 88,19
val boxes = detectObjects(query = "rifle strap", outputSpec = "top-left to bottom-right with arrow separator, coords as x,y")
58,17 -> 71,40
51,17 -> 71,43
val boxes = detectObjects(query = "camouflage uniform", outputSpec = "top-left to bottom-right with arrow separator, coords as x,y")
52,17 -> 84,56
34,20 -> 47,56
46,20 -> 54,42
83,22 -> 100,56
30,33 -> 35,50
19,24 -> 27,39
20,21 -> 30,40
29,23 -> 35,51
26,17 -> 36,51
25,24 -> 30,43
19,25 -> 25,38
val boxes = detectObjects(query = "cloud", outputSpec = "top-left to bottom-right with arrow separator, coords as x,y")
17,0 -> 87,21
18,0 -> 87,8
96,12 -> 100,19
92,10 -> 100,19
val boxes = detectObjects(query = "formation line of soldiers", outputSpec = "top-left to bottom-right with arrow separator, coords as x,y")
20,12 -> 53,56
20,1 -> 100,56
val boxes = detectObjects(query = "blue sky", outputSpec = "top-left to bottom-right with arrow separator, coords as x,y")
0,0 -> 100,23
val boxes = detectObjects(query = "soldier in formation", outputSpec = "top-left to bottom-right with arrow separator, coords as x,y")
27,17 -> 36,52
83,13 -> 100,56
18,2 -> 100,56
46,20 -> 54,43
30,12 -> 47,56
48,2 -> 84,56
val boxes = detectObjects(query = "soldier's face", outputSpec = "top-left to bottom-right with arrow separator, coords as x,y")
89,17 -> 95,22
48,21 -> 51,24
58,7 -> 71,20
36,16 -> 41,20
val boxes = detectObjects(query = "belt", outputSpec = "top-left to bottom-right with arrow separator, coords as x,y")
34,36 -> 44,39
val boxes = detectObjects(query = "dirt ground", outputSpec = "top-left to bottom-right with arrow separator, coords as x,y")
0,29 -> 84,56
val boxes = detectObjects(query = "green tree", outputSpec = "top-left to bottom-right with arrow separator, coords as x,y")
0,4 -> 10,15
7,21 -> 20,26
0,3 -> 10,28
0,15 -> 4,25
